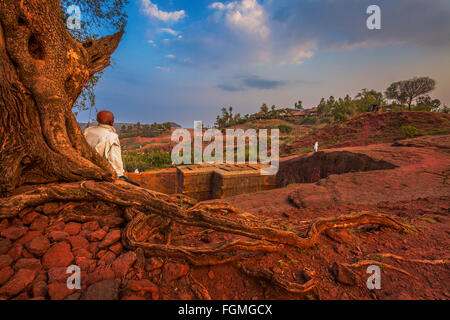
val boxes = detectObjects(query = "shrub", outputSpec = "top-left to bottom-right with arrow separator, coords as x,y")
401,125 -> 418,138
278,124 -> 293,134
300,117 -> 317,125
123,147 -> 172,172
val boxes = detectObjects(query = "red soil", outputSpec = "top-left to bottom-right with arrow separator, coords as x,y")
1,134 -> 449,300
282,111 -> 450,155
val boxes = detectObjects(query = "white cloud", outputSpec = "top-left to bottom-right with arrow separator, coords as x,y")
166,54 -> 176,59
328,40 -> 407,51
288,41 -> 318,65
159,28 -> 179,36
140,0 -> 186,23
156,66 -> 170,72
209,0 -> 270,40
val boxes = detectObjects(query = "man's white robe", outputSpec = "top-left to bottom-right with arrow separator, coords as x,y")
84,124 -> 125,177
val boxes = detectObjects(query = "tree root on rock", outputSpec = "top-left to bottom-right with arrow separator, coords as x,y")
189,275 -> 212,300
339,260 -> 418,280
372,253 -> 450,265
0,181 -> 413,269
338,253 -> 450,283
238,263 -> 317,294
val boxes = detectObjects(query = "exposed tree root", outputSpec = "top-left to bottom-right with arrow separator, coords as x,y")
238,263 -> 317,294
371,253 -> 450,265
189,201 -> 239,216
123,211 -> 282,266
340,260 -> 418,280
172,229 -> 211,241
189,275 -> 212,300
0,181 -> 413,268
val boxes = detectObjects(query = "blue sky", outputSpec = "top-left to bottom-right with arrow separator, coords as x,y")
76,0 -> 450,127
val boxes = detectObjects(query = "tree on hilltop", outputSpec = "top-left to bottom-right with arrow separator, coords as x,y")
385,77 -> 436,111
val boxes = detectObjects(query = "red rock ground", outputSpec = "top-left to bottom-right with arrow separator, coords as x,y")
0,134 -> 449,300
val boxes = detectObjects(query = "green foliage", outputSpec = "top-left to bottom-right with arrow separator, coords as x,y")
317,96 -> 334,115
294,100 -> 303,110
316,89 -> 387,122
332,95 -> 356,122
215,107 -> 244,129
122,148 -> 172,172
260,103 -> 269,114
385,76 -> 436,110
60,0 -> 129,118
215,104 -> 284,129
401,125 -> 418,138
278,124 -> 293,134
121,122 -> 173,138
72,71 -> 102,116
440,105 -> 450,114
60,0 -> 129,40
270,105 -> 279,118
354,89 -> 385,113
300,117 -> 317,125
414,95 -> 440,112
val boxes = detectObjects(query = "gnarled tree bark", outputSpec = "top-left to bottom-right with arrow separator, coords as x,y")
0,0 -> 123,194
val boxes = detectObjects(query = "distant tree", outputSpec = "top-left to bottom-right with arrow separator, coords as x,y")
215,107 -> 234,129
142,124 -> 150,137
332,95 -> 356,121
317,98 -> 327,115
260,104 -> 269,114
162,122 -> 172,131
385,77 -> 436,111
354,89 -> 385,113
270,105 -> 278,118
415,95 -> 441,111
294,100 -> 304,110
228,107 -> 235,125
327,96 -> 336,108
317,96 -> 335,115
234,113 -> 242,124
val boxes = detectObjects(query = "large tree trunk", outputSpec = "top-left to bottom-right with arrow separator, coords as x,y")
0,0 -> 123,194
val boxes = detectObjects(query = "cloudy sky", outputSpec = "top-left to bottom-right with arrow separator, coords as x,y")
76,0 -> 450,127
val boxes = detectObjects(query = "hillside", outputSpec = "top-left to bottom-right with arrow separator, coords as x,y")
282,111 -> 450,155
227,118 -> 314,137
79,122 -> 181,134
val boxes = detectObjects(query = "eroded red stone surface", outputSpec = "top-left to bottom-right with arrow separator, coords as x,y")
0,134 -> 448,300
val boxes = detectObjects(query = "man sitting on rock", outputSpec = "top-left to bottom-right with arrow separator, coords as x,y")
84,110 -> 138,186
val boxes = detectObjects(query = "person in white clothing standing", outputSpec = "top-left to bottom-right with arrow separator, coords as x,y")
314,142 -> 319,153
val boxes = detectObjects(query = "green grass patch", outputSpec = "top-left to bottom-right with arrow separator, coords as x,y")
419,217 -> 437,224
401,125 -> 418,138
123,147 -> 172,172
